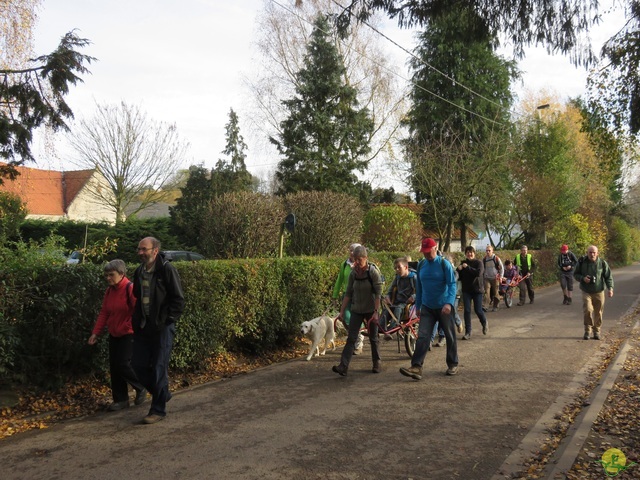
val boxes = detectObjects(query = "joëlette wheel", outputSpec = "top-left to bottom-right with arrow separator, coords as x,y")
504,290 -> 513,308
404,322 -> 418,357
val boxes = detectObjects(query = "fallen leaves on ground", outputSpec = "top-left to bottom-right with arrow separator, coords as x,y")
1,341 -> 310,440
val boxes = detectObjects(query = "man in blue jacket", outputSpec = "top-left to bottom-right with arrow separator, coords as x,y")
399,238 -> 458,380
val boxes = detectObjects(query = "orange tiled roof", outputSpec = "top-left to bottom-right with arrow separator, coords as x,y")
0,164 -> 94,216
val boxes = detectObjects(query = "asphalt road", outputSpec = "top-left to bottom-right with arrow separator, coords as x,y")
2,263 -> 640,480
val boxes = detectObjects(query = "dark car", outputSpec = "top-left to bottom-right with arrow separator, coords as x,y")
162,250 -> 205,262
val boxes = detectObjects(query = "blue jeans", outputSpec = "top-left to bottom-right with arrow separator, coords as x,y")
463,292 -> 487,335
132,324 -> 175,417
412,306 -> 458,368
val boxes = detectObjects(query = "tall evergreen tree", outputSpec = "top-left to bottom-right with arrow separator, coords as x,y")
211,108 -> 255,194
271,15 -> 374,198
403,5 -> 517,250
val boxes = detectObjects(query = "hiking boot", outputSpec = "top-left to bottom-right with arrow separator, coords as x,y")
332,364 -> 348,376
142,414 -> 165,424
134,388 -> 148,406
434,336 -> 446,347
567,297 -> 572,305
372,360 -> 382,373
462,333 -> 471,340
399,365 -> 422,380
593,332 -> 601,340
529,298 -> 534,304
107,401 -> 130,412
583,332 -> 590,340
383,334 -> 393,341
517,302 -> 525,306
482,322 -> 488,335
446,365 -> 459,376
563,295 -> 568,305
492,297 -> 499,310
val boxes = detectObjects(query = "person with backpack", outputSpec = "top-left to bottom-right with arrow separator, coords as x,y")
399,238 -> 459,380
573,245 -> 614,340
483,245 -> 504,312
514,245 -> 536,305
557,244 -> 579,305
332,243 -> 365,354
88,259 -> 147,412
332,245 -> 384,376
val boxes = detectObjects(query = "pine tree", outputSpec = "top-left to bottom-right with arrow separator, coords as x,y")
271,15 -> 373,197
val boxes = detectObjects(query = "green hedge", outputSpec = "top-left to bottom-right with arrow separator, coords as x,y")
0,248 -> 587,389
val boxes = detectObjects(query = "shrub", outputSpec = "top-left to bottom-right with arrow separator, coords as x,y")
362,205 -> 423,252
607,216 -> 633,265
0,191 -> 27,244
283,191 -> 363,256
199,192 -> 284,259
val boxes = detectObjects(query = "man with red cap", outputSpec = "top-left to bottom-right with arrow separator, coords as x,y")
399,238 -> 458,379
558,244 -> 578,305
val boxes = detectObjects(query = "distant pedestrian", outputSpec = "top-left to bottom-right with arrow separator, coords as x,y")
332,245 -> 384,376
132,237 -> 185,424
399,238 -> 458,380
458,246 -> 488,340
483,246 -> 504,311
573,245 -> 614,340
514,245 -> 536,305
557,244 -> 578,305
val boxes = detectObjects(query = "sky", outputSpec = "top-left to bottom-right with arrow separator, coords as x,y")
32,0 -> 628,189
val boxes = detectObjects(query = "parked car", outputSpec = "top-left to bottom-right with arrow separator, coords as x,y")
66,251 -> 84,264
162,250 -> 205,262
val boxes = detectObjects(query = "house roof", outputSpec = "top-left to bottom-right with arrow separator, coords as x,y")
0,164 -> 95,215
424,227 -> 479,241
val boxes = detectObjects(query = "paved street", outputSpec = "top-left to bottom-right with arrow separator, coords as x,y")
2,263 -> 639,480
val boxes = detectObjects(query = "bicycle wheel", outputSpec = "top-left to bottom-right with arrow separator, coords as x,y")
404,322 -> 419,357
504,289 -> 513,308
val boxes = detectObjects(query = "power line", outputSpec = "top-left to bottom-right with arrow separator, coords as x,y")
268,0 -> 508,126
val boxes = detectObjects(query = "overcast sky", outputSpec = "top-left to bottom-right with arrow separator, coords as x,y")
32,0 -> 627,188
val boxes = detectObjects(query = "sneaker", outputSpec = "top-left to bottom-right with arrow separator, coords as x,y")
354,346 -> 363,355
567,297 -> 572,305
456,323 -> 463,334
134,388 -> 148,406
491,307 -> 497,312
446,366 -> 459,376
107,401 -> 130,412
482,307 -> 488,312
399,365 -> 422,380
372,360 -> 382,373
434,336 -> 446,347
583,332 -> 590,340
562,296 -> 568,305
142,414 -> 165,424
530,299 -> 534,304
332,364 -> 348,376
593,333 -> 601,340
516,302 -> 525,306
482,322 -> 488,335
462,333 -> 471,340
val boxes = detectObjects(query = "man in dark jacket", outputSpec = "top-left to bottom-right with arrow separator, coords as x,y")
132,236 -> 185,424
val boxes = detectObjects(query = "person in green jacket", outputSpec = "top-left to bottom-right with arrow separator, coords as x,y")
332,243 -> 364,354
573,245 -> 614,340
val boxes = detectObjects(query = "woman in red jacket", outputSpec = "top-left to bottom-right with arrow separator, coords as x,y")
88,259 -> 146,411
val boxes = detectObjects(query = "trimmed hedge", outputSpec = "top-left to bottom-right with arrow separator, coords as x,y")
0,248 -> 597,389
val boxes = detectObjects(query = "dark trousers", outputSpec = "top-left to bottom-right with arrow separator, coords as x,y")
519,276 -> 535,303
108,334 -> 144,403
132,324 -> 175,416
339,311 -> 380,368
463,292 -> 487,335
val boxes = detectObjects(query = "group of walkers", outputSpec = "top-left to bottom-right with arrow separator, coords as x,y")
88,237 -> 184,424
331,239 -> 615,379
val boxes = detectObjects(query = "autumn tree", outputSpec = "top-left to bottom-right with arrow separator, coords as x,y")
403,5 -> 516,250
271,14 -> 374,198
67,101 -> 188,223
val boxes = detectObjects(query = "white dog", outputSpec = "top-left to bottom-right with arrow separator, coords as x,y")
300,315 -> 336,361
